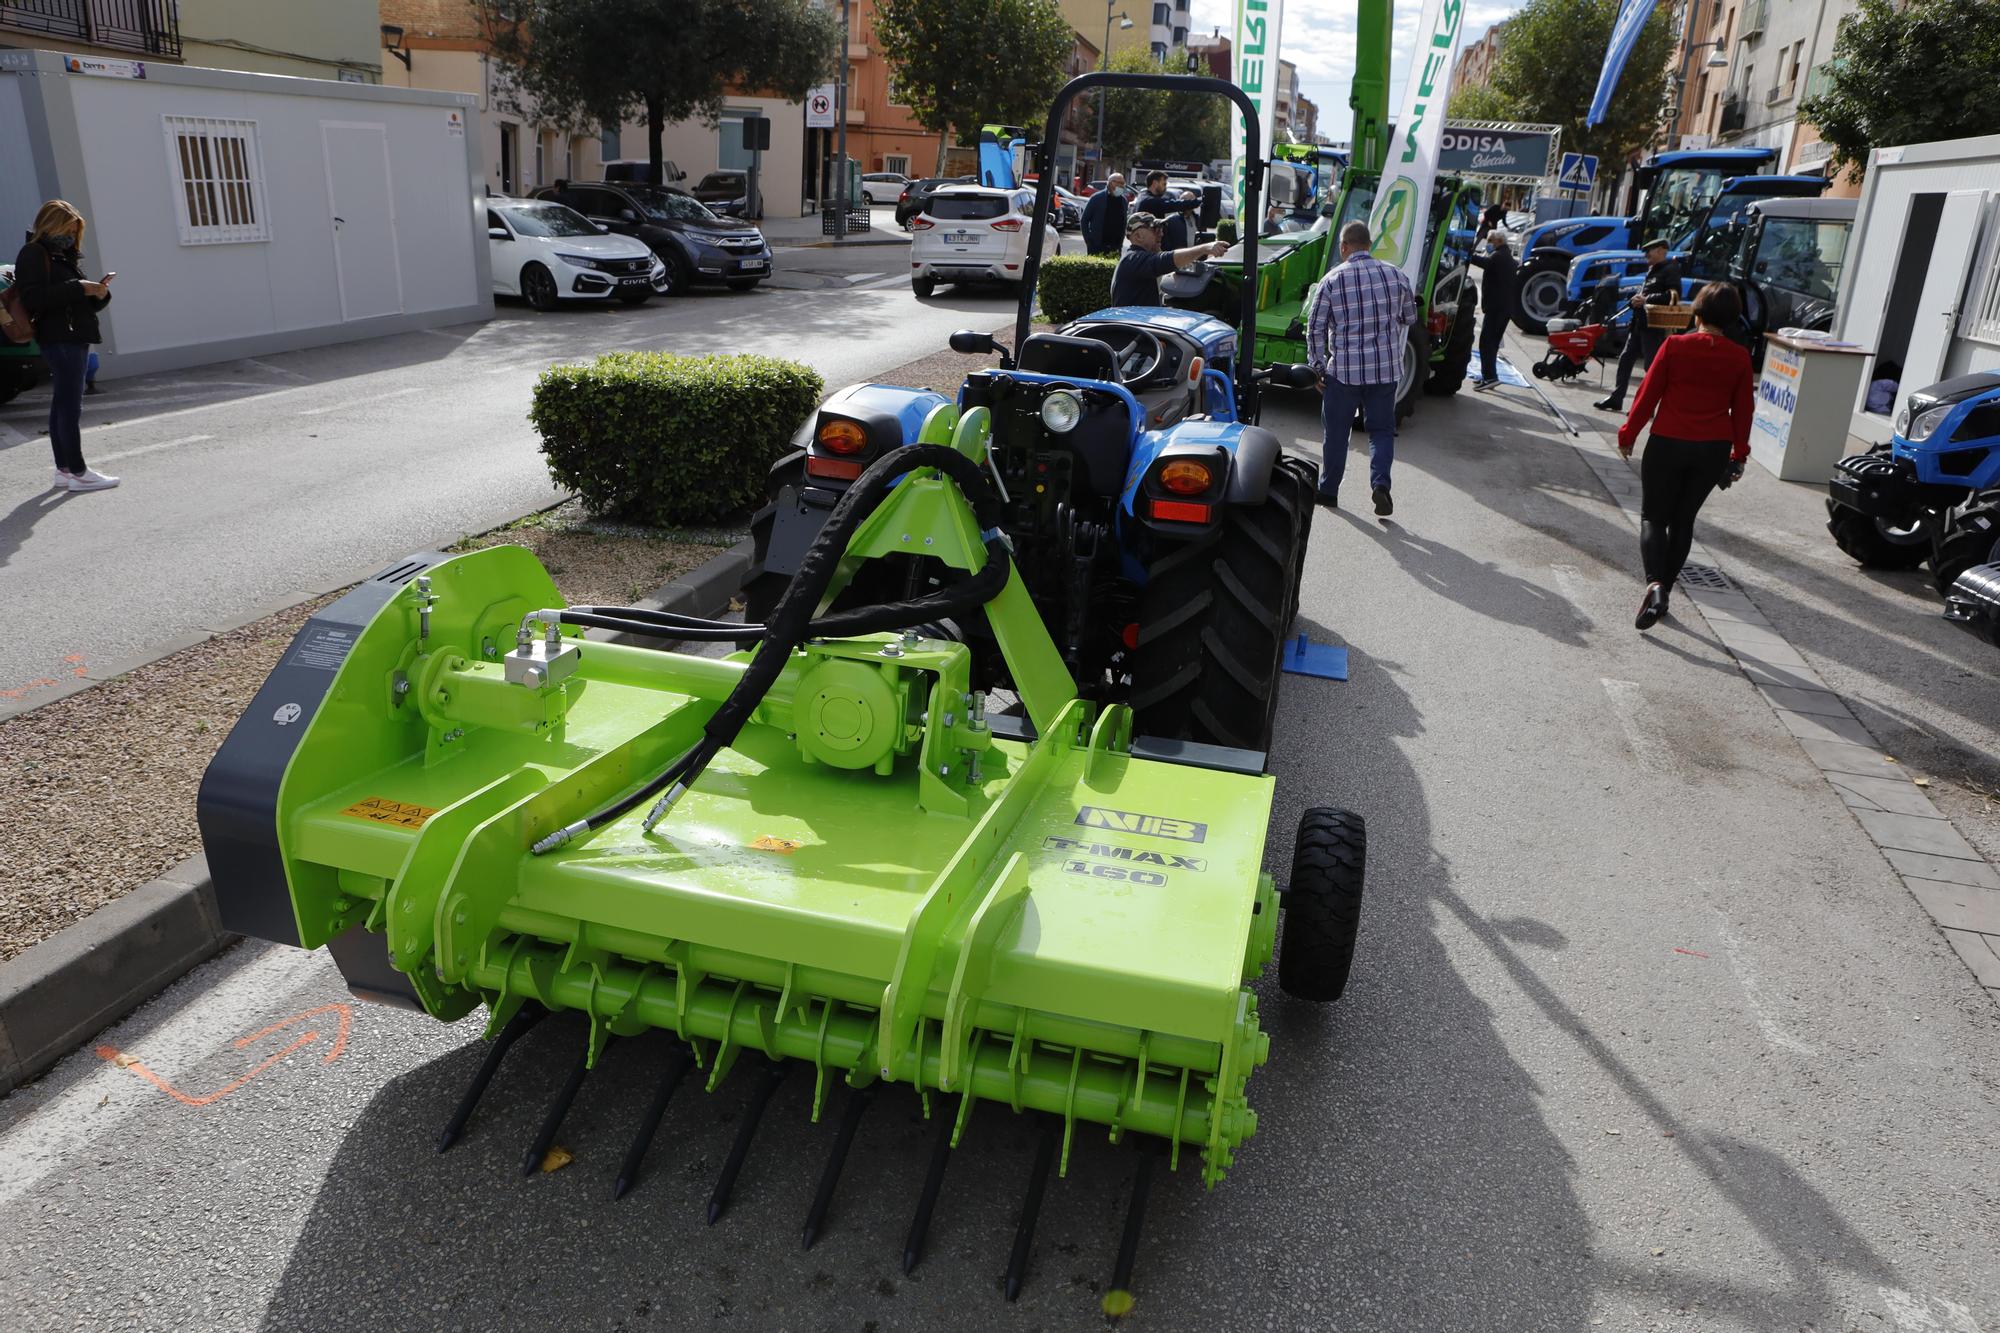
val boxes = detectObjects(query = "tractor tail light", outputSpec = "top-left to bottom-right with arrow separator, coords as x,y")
1158,460 -> 1214,495
806,455 -> 865,481
1150,499 -> 1212,523
817,419 -> 869,455
1428,310 -> 1452,337
991,218 -> 1024,231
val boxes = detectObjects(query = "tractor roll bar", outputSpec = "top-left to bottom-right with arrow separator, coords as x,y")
1015,72 -> 1264,392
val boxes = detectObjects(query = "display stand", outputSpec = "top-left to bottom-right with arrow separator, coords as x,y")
1748,333 -> 1872,482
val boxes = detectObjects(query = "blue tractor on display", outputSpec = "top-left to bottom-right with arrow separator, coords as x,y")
1826,373 -> 2000,611
747,71 -> 1316,752
1512,146 -> 1780,334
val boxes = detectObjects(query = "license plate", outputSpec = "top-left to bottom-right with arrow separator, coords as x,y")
739,259 -> 767,270
947,232 -> 977,245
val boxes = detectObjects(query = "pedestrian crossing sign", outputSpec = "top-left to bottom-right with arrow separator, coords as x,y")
1557,152 -> 1598,192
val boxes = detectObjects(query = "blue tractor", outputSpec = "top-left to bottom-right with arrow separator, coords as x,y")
1827,373 -> 2000,601
1513,147 -> 1780,334
747,71 -> 1316,752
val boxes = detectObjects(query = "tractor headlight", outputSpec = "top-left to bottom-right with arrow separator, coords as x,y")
1040,390 -> 1083,434
1895,404 -> 1911,437
1907,404 -> 1953,444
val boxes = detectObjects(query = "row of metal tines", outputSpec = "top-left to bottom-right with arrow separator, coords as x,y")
438,1003 -> 1158,1304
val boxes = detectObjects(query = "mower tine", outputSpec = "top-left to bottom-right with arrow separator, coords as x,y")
1003,1122 -> 1059,1302
438,1003 -> 545,1153
613,1044 -> 694,1200
521,1033 -> 599,1176
901,1108 -> 955,1274
1108,1148 -> 1158,1304
706,1060 -> 786,1224
802,1085 -> 873,1250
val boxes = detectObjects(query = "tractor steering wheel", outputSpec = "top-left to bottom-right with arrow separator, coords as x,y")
1080,324 -> 1166,385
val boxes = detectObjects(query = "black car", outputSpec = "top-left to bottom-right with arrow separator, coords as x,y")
534,181 -> 772,293
894,176 -> 976,229
692,171 -> 762,219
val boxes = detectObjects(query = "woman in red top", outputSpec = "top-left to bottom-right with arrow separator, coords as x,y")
1616,281 -> 1754,630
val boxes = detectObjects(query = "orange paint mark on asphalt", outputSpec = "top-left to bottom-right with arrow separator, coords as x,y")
0,677 -> 59,700
96,1003 -> 353,1107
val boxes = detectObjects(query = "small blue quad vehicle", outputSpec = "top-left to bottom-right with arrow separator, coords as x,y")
747,71 -> 1318,752
1827,372 -> 2000,608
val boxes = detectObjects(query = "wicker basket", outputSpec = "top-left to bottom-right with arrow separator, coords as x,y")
1646,302 -> 1695,332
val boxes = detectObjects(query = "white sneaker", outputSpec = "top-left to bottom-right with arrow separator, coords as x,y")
52,468 -> 73,489
67,468 -> 120,492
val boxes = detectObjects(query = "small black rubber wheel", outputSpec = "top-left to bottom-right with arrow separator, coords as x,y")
1825,499 -> 1930,570
1930,489 -> 2000,597
617,288 -> 651,306
1279,808 -> 1366,1001
521,263 -> 560,312
912,275 -> 937,298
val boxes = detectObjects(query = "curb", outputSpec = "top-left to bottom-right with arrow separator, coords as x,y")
0,536 -> 757,1099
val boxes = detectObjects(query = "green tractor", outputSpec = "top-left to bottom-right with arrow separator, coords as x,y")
195,70 -> 1365,1310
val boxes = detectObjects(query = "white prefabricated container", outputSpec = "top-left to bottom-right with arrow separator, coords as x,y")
0,48 -> 492,379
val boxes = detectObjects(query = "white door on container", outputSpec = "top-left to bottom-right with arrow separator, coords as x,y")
321,121 -> 404,321
1898,189 -> 1986,406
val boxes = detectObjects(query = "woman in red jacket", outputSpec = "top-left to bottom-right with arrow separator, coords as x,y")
1616,281 -> 1753,629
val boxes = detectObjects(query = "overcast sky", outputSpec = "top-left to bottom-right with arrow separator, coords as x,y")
1185,0 -> 1520,139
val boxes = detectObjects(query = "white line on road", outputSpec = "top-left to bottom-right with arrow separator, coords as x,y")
297,386 -> 427,415
94,433 -> 215,464
852,272 -> 912,291
0,944 -> 325,1211
239,356 -> 311,381
1711,910 -> 1820,1057
1600,678 -> 1674,773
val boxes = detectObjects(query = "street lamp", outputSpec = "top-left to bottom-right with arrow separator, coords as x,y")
1094,6 -> 1134,186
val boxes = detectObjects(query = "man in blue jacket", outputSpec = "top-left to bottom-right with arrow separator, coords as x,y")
1079,174 -> 1128,255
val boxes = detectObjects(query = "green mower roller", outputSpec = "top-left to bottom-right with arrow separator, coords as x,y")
197,405 -> 1365,1302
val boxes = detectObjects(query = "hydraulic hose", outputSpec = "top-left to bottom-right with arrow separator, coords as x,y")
532,444 -> 1009,854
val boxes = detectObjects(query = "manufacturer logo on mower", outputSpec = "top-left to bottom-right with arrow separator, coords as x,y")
1074,806 -> 1207,843
1043,836 -> 1207,871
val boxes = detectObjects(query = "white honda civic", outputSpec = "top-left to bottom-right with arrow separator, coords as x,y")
487,198 -> 668,311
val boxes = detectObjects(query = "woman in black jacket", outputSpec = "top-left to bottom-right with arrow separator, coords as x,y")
15,199 -> 117,492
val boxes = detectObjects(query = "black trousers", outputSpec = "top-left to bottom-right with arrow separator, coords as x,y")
1639,434 -> 1731,585
1478,311 -> 1507,381
1612,322 -> 1661,398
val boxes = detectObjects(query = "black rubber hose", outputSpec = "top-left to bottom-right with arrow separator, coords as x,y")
535,445 -> 1008,852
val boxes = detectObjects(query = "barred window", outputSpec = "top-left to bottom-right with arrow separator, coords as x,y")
1963,195 -> 2000,347
163,116 -> 269,244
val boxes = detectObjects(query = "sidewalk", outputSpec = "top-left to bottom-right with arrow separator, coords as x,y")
760,204 -> 909,249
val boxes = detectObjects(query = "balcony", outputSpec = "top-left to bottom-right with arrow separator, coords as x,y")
1718,95 -> 1745,134
0,0 -> 182,59
1739,0 -> 1767,38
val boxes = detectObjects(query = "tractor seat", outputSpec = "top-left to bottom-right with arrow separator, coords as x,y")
1017,333 -> 1122,383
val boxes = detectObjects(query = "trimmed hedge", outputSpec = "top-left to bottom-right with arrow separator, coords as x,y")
530,352 -> 823,526
1037,253 -> 1117,324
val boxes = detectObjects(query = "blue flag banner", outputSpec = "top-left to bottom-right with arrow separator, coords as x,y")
1586,0 -> 1661,128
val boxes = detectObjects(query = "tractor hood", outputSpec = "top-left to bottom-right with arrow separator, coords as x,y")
1910,371 -> 2000,410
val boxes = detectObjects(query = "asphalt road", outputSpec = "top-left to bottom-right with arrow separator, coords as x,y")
2,349 -> 1994,1330
0,244 -> 1036,708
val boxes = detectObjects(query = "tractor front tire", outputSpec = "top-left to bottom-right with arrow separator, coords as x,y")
1825,499 -> 1931,571
1931,489 -> 2000,597
1129,484 -> 1303,751
1279,808 -> 1366,1002
1425,295 -> 1478,396
1394,324 -> 1430,421
1513,259 -> 1566,337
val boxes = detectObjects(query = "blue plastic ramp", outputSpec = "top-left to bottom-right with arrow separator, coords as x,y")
1282,634 -> 1349,680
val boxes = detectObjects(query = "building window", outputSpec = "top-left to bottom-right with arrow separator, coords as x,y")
884,153 -> 911,175
534,134 -> 545,186
1150,42 -> 1166,61
162,116 -> 268,245
887,71 -> 905,106
1152,4 -> 1169,24
1964,199 -> 2000,346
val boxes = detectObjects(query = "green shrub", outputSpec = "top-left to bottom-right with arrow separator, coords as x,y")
1215,217 -> 1238,247
1037,253 -> 1117,323
530,352 -> 823,526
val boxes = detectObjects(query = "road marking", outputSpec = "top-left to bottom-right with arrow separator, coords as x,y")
0,419 -> 28,447
94,433 -> 214,464
1711,910 -> 1819,1057
240,356 -> 310,381
0,385 -> 274,419
1876,1287 -> 1980,1332
0,944 -> 325,1209
853,272 -> 913,291
97,1003 -> 350,1107
296,386 -> 426,415
1600,678 -> 1673,772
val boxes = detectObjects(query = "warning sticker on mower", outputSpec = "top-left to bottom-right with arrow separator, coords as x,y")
1073,806 -> 1207,844
1043,836 -> 1206,872
341,797 -> 438,830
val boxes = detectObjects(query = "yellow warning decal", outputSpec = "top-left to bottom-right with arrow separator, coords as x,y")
341,797 -> 439,830
749,835 -> 802,854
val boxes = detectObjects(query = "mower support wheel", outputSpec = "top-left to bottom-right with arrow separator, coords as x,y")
1931,489 -> 2000,597
1825,499 -> 1930,571
1279,808 -> 1366,1001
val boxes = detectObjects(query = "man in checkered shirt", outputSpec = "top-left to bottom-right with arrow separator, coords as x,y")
1307,221 -> 1417,516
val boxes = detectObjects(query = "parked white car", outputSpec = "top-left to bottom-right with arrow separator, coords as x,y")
486,199 -> 667,311
909,185 -> 1057,297
861,172 -> 909,205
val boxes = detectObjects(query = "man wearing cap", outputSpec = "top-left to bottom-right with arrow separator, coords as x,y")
1596,238 -> 1682,412
1080,173 -> 1128,255
1110,213 -> 1228,307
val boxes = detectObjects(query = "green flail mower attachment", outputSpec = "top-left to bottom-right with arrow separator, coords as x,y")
196,402 -> 1365,1304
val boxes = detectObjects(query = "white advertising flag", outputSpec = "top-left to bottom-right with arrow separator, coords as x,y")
1230,0 -> 1285,220
1367,0 -> 1468,284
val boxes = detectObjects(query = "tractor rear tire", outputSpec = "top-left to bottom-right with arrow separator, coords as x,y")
1394,324 -> 1430,421
1279,807 -> 1366,1002
1273,454 -> 1319,632
1825,499 -> 1930,571
1425,292 -> 1478,396
1129,484 -> 1303,752
1931,489 -> 2000,597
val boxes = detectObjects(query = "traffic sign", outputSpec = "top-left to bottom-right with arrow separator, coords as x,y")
1557,151 -> 1598,192
806,84 -> 835,129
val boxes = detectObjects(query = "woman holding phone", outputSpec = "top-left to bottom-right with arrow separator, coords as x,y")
15,199 -> 118,492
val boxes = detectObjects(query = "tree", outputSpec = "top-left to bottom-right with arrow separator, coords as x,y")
875,0 -> 1075,172
1447,82 -> 1519,123
477,0 -> 838,175
1800,0 -> 2000,183
1096,46 -> 1230,169
1491,0 -> 1675,169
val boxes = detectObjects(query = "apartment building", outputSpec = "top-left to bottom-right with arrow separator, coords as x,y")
1453,20 -> 1507,91
0,0 -> 378,81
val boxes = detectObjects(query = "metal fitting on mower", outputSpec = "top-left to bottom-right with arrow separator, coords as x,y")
504,610 -> 582,688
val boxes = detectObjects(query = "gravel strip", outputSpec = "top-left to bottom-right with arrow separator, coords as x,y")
1,505 -> 721,962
